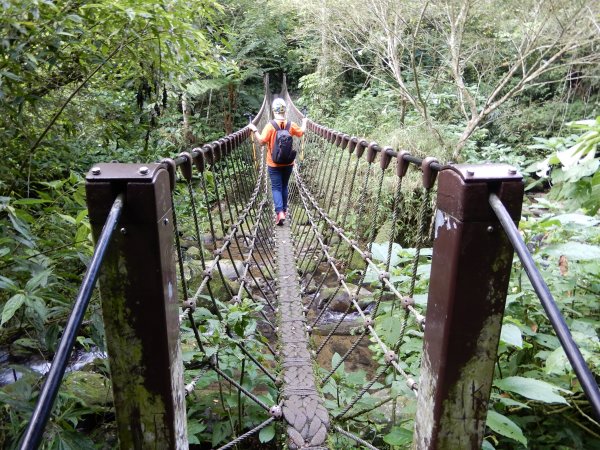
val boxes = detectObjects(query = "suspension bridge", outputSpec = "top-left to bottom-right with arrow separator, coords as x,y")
18,76 -> 600,449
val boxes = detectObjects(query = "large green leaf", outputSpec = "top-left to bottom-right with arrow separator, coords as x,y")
259,423 -> 276,443
545,347 -> 571,375
187,421 -> 206,445
1,293 -> 26,326
482,439 -> 496,450
550,214 -> 599,227
500,323 -> 523,348
25,269 -> 52,292
542,242 -> 600,260
0,275 -> 18,291
371,242 -> 402,267
494,376 -> 570,404
383,426 -> 413,446
486,410 -> 527,446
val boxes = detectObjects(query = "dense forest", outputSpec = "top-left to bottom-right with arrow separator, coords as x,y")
0,0 -> 599,448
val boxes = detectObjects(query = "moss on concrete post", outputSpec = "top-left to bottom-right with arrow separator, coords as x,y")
413,164 -> 523,450
86,163 -> 187,449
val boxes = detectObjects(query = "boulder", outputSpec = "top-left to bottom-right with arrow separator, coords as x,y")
320,284 -> 373,313
206,259 -> 245,281
63,371 -> 113,406
347,250 -> 367,272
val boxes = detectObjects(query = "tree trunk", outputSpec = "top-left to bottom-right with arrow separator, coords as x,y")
181,92 -> 194,146
453,116 -> 481,161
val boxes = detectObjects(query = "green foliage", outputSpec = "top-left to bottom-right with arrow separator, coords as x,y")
525,117 -> 600,214
297,72 -> 343,121
0,0 -> 227,192
485,198 -> 600,448
181,298 -> 277,447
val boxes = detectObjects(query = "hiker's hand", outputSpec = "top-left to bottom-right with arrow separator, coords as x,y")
248,123 -> 257,132
301,117 -> 308,132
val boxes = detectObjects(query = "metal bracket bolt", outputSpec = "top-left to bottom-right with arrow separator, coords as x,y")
269,405 -> 283,418
401,296 -> 415,309
138,166 -> 149,175
182,299 -> 196,312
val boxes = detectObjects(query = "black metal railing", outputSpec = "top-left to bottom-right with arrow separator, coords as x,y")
20,194 -> 124,449
490,193 -> 600,418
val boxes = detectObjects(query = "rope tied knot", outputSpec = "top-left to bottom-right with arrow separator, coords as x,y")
401,296 -> 415,309
269,404 -> 283,418
384,351 -> 397,364
182,299 -> 196,312
378,272 -> 390,282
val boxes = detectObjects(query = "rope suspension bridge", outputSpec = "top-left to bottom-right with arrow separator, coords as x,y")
18,76 -> 600,449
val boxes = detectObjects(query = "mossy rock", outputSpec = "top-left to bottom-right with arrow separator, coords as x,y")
185,245 -> 211,261
320,284 -> 373,312
63,371 -> 113,406
298,257 -> 318,274
205,278 -> 241,303
348,250 -> 367,272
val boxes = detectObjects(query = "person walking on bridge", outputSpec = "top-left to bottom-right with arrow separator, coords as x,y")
249,98 -> 307,226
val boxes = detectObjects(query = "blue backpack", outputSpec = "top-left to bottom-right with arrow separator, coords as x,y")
271,120 -> 296,164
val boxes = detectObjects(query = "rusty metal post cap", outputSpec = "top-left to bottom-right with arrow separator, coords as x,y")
355,139 -> 368,158
177,152 -> 193,182
160,158 -> 177,191
348,137 -> 358,154
421,157 -> 439,189
380,146 -> 393,170
396,150 -> 411,178
366,142 -> 379,164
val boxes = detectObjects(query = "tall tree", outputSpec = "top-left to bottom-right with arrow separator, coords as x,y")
0,0 -> 223,194
291,0 -> 600,158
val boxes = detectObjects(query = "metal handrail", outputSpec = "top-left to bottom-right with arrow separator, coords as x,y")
19,193 -> 125,450
489,193 -> 600,419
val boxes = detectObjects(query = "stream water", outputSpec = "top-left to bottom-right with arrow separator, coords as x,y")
0,347 -> 106,387
0,255 -> 377,388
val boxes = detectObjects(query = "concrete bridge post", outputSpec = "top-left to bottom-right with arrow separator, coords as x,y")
86,163 -> 187,449
414,164 -> 523,449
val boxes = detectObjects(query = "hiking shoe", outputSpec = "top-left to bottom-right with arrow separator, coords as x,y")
276,211 -> 285,226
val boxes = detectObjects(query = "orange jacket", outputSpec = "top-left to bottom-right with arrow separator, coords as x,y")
259,120 -> 304,167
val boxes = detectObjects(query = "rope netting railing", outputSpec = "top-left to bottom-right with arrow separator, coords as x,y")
151,80 -> 286,449
19,77 -> 282,449
282,78 -> 600,445
283,85 -> 439,447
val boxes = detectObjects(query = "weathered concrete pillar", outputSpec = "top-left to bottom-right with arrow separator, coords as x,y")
414,164 -> 523,449
86,163 -> 187,449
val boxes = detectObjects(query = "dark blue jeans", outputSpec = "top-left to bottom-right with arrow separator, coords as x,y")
268,165 -> 294,214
